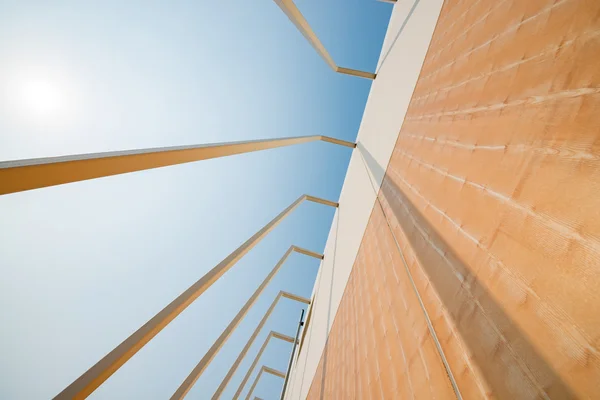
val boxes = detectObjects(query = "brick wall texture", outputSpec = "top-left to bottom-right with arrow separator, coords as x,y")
306,0 -> 600,398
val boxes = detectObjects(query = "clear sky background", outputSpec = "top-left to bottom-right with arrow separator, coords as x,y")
0,1 -> 391,399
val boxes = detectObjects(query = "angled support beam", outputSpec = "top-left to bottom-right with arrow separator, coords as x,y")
171,246 -> 322,400
0,135 -> 355,195
245,366 -> 286,400
229,292 -> 310,400
273,0 -> 376,80
218,330 -> 294,400
53,196 -> 334,400
318,136 -> 357,148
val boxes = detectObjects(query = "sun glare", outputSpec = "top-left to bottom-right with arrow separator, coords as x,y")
5,67 -> 79,126
18,78 -> 66,117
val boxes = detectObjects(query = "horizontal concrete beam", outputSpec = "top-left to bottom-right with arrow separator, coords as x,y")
172,246 -> 321,400
228,291 -> 310,400
246,366 -> 286,400
273,0 -> 376,80
0,135 -> 355,195
53,196 -> 330,400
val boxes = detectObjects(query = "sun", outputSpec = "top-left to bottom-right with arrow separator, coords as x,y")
4,66 -> 78,126
18,78 -> 66,118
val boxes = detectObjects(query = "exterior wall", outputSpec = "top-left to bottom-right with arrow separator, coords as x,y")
298,0 -> 600,398
306,205 -> 468,398
284,0 -> 446,398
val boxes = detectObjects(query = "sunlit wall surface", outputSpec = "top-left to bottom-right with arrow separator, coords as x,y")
288,0 -> 600,398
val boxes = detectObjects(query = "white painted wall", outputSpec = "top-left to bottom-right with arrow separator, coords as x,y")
284,1 -> 445,398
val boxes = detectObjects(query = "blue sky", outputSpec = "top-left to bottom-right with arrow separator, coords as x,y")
0,1 -> 390,398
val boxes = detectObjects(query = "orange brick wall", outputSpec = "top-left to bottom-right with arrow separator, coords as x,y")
306,0 -> 600,398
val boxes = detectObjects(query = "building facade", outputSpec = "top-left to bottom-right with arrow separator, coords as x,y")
285,0 -> 600,398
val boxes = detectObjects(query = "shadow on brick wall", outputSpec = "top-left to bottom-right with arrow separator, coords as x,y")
357,142 -> 573,398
